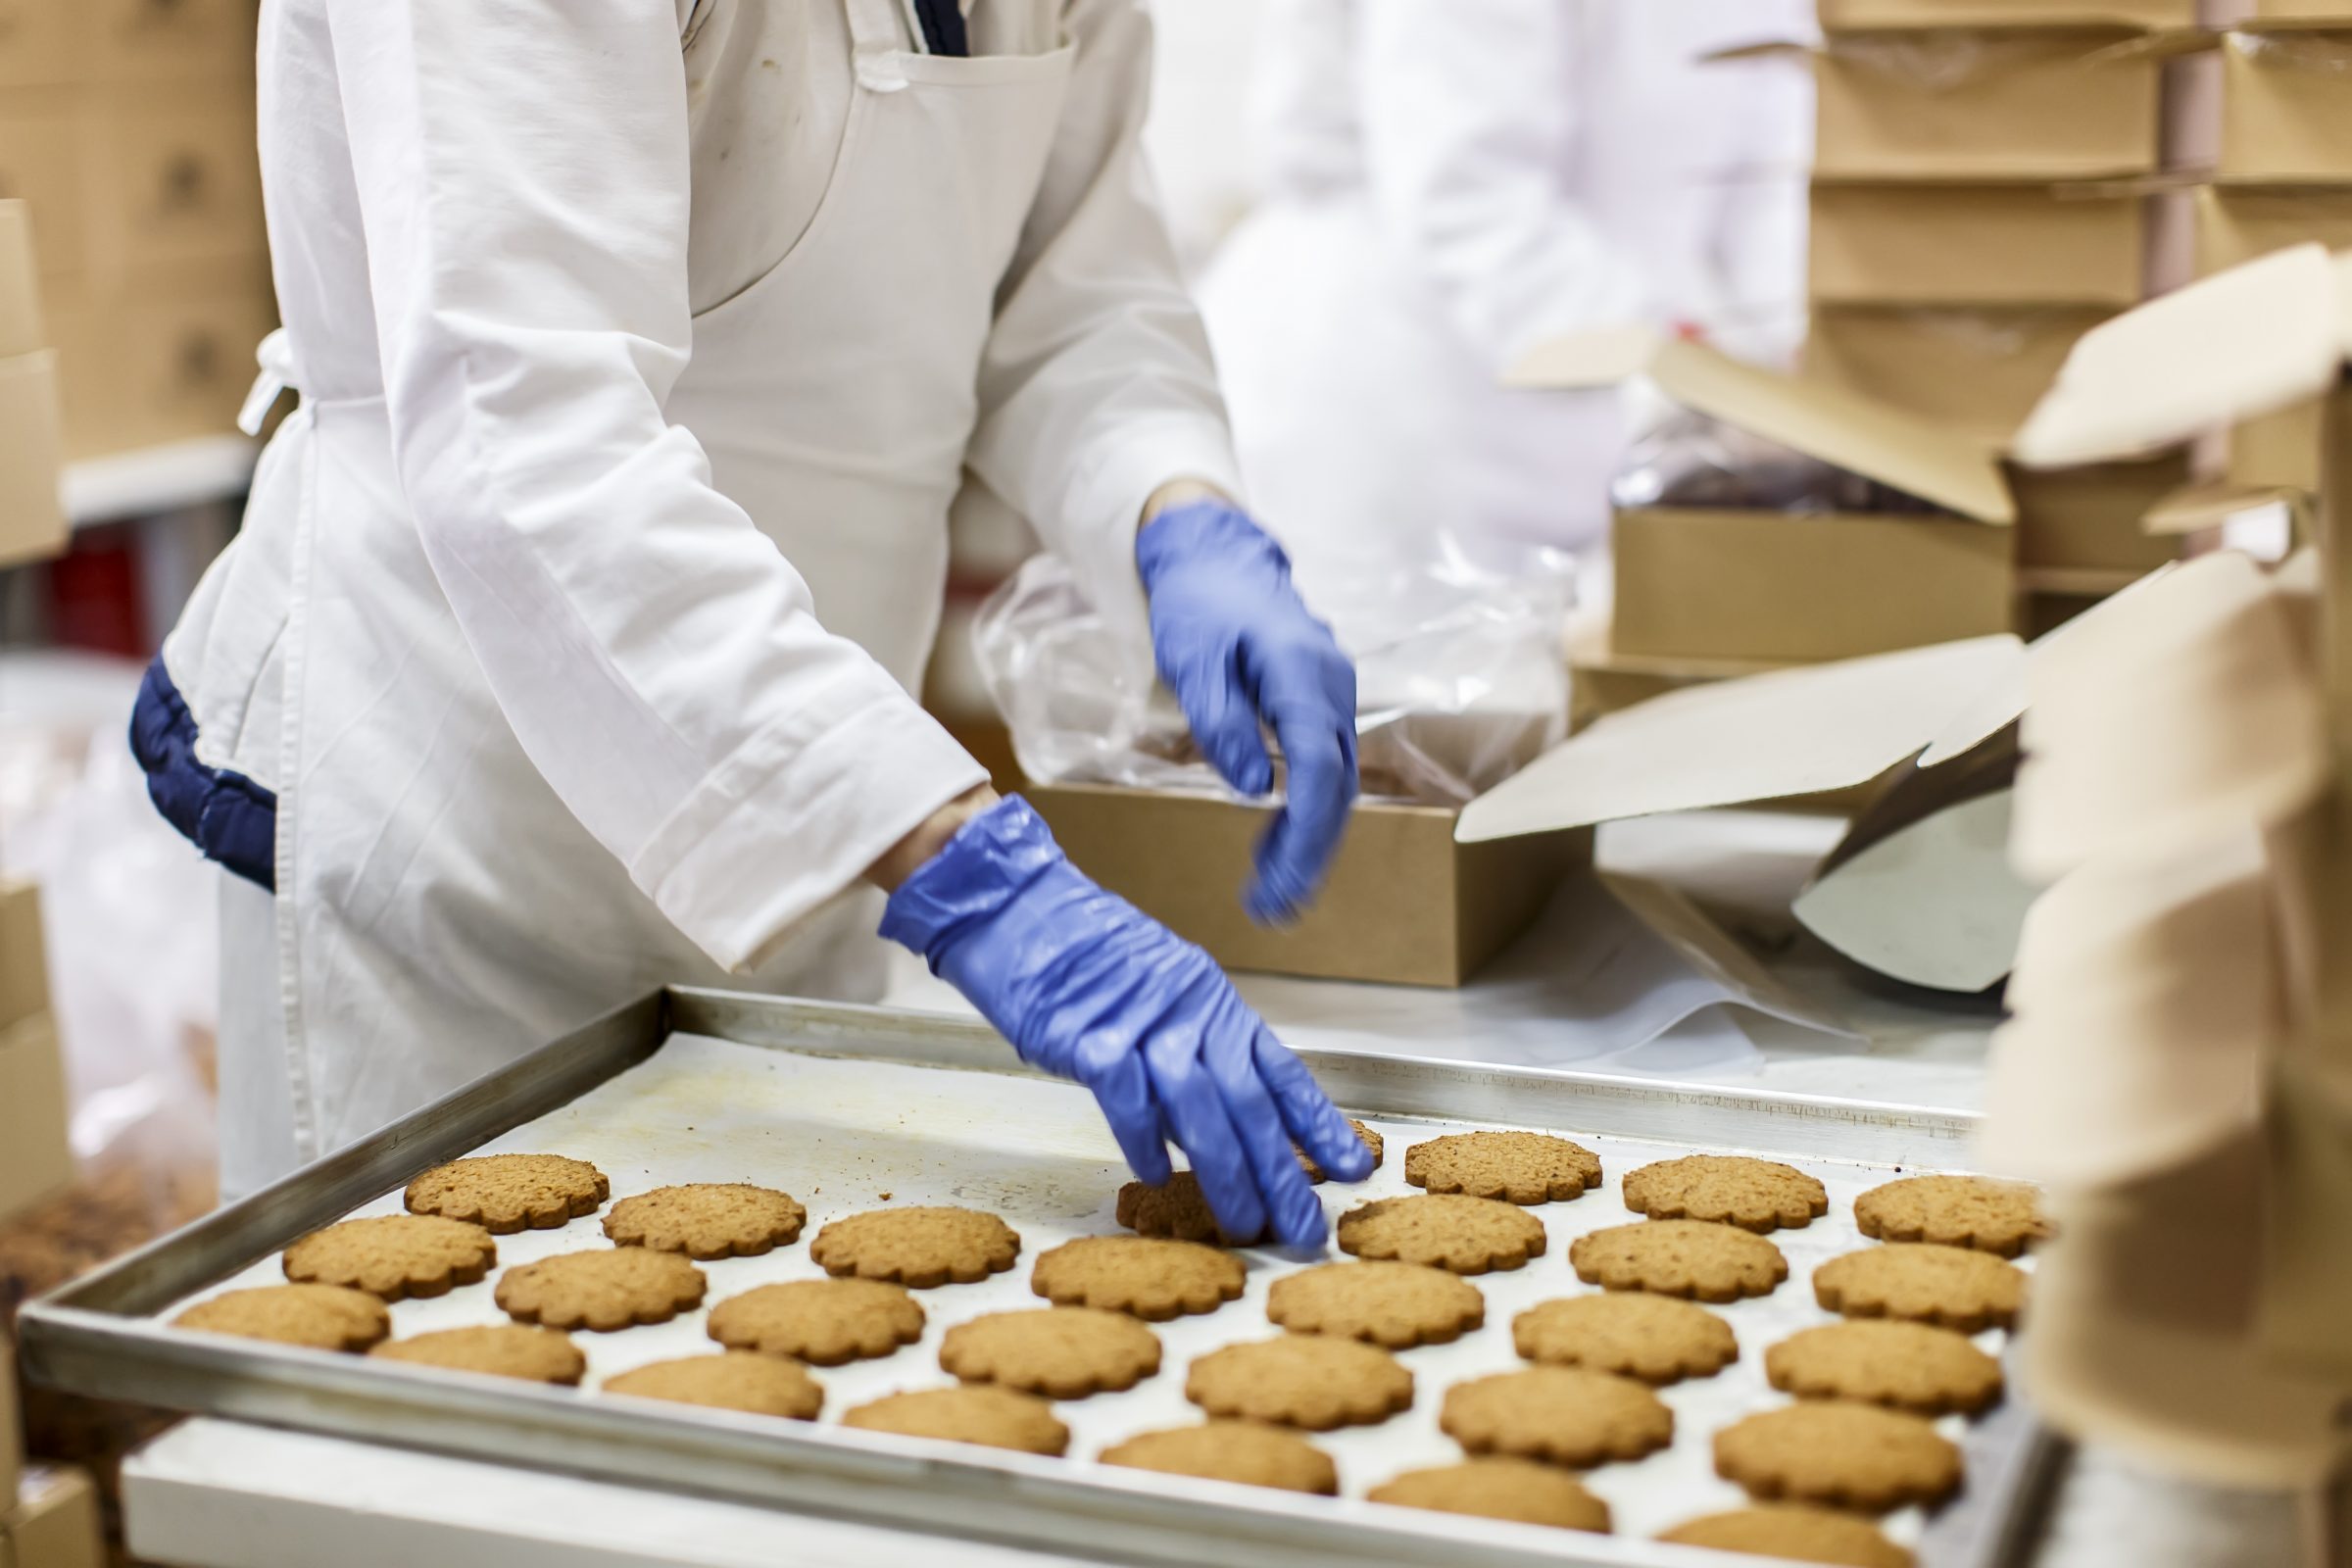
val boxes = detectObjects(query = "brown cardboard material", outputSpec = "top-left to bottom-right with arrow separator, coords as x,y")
1564,614 -> 1779,733
1802,32 -> 2168,180
1613,507 -> 2017,664
0,351 -> 64,570
1818,0 -> 2195,26
0,879 -> 44,1029
1805,305 -> 2118,446
1808,181 -> 2153,308
0,6 -> 75,89
79,0 -> 260,82
0,203 -> 40,363
0,1013 -> 70,1226
2219,30 -> 2352,183
0,1323 -> 18,1516
86,84 -> 266,284
2009,450 -> 2189,571
2229,394 -> 2328,491
2196,181 -> 2352,273
0,94 -> 87,279
2,1465 -> 104,1568
52,280 -> 276,460
1024,784 -> 1592,988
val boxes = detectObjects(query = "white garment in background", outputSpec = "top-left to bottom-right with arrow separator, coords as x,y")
1198,0 -> 1811,568
172,0 -> 1243,1197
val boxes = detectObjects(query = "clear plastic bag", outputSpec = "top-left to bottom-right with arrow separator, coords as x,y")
972,536 -> 1572,807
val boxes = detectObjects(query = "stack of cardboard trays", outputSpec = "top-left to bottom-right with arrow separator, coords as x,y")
0,2 -> 276,461
0,200 -> 62,569
0,878 -> 99,1568
1771,0 -> 2201,633
2193,1 -> 2352,513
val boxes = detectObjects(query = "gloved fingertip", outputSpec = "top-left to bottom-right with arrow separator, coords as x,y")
1244,876 -> 1301,929
1267,1181 -> 1330,1249
1319,1137 -> 1376,1185
1125,1141 -> 1174,1188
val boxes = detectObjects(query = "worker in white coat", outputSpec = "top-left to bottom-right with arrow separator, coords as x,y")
1198,0 -> 1811,569
128,0 -> 1372,1240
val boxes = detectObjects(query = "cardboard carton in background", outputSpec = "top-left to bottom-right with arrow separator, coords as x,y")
0,95 -> 83,279
1801,33 -> 2167,180
1805,305 -> 2117,446
2009,451 -> 2191,572
1027,784 -> 1592,988
2220,30 -> 2352,183
1818,0 -> 2195,26
0,880 -> 71,1229
2,1464 -> 105,1568
2197,183 -> 2352,272
0,203 -> 63,570
1809,182 -> 2154,307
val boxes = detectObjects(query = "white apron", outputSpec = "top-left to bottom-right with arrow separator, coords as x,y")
203,0 -> 1076,1197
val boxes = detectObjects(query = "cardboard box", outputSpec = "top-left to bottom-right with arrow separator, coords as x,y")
86,83 -> 265,284
0,881 -> 69,1226
0,7 -> 74,89
2249,0 -> 2352,19
2230,394 -> 2329,491
1818,0 -> 2195,25
1798,32 -> 2168,180
1512,329 -> 2021,665
0,352 -> 63,569
0,95 -> 86,278
0,203 -> 42,362
51,278 -> 274,459
2009,450 -> 2191,571
2197,183 -> 2352,272
2220,30 -> 2352,183
79,0 -> 259,82
1026,784 -> 1593,987
1809,181 -> 2154,308
1565,616 -> 1778,733
1805,305 -> 2117,446
2,1465 -> 105,1568
0,1323 -> 18,1516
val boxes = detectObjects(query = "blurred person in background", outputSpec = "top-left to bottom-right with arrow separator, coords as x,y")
1197,0 -> 1812,574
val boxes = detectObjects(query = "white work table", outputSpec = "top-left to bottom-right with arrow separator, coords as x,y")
117,810 -> 2294,1568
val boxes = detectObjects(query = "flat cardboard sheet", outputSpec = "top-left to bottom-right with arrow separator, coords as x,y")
1809,182 -> 2152,308
2012,242 -> 2348,468
1458,636 -> 2026,844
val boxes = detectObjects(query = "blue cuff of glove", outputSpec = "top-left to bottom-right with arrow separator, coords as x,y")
877,796 -> 1065,961
1135,499 -> 1293,597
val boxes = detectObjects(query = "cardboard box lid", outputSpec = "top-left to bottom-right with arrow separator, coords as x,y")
1457,635 -> 2026,843
1507,330 -> 2017,524
2013,242 -> 2352,467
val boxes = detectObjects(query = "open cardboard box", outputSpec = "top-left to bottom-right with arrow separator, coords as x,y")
1509,329 -> 2020,666
0,880 -> 70,1228
1804,304 -> 2120,447
2216,26 -> 2352,184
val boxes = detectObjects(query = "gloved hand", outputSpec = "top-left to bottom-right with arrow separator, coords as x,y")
879,797 -> 1374,1245
1137,500 -> 1358,925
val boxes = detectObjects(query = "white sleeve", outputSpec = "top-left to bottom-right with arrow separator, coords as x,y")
962,0 -> 1245,662
1354,0 -> 1655,372
322,0 -> 985,971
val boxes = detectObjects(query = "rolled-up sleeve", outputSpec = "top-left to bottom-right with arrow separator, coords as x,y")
324,0 -> 985,970
962,0 -> 1244,666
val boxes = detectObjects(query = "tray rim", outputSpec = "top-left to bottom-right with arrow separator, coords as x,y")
20,987 -> 2051,1568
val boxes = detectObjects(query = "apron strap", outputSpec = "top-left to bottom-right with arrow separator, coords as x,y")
237,327 -> 298,437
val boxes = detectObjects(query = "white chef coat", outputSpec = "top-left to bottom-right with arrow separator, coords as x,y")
164,0 -> 1243,1196
1196,0 -> 1811,571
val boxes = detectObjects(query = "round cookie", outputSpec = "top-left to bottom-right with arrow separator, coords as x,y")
1621,1154 -> 1828,1234
1185,1336 -> 1414,1431
1115,1173 -> 1238,1245
1336,1195 -> 1547,1275
1440,1366 -> 1673,1468
707,1279 -> 925,1366
841,1386 -> 1070,1456
1030,1236 -> 1245,1321
603,1184 -> 806,1259
1100,1423 -> 1338,1495
173,1284 -> 391,1351
1266,1260 -> 1485,1349
369,1324 -> 586,1385
939,1307 -> 1162,1399
1298,1120 -> 1386,1184
1404,1131 -> 1602,1205
1765,1320 -> 2004,1417
495,1247 -> 708,1332
1714,1403 -> 1962,1513
1512,1293 -> 1738,1385
1570,1220 -> 1787,1302
1813,1243 -> 2028,1333
601,1353 -> 823,1420
405,1153 -> 609,1233
282,1214 -> 496,1302
1368,1458 -> 1613,1534
1854,1175 -> 2051,1258
809,1205 -> 1020,1288
1659,1505 -> 1915,1568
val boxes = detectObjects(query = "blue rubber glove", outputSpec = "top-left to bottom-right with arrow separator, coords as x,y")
1137,501 -> 1358,925
879,797 -> 1375,1246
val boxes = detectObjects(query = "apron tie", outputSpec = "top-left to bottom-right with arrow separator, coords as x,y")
237,328 -> 299,436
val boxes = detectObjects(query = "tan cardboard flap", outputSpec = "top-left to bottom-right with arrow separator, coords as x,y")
1818,0 -> 2194,28
1457,636 -> 2025,843
2143,479 -> 2311,532
2012,242 -> 2349,467
2220,30 -> 2352,183
1510,331 -> 2015,522
1806,305 -> 2115,449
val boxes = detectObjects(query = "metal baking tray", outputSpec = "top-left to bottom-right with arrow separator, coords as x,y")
21,988 -> 2062,1568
